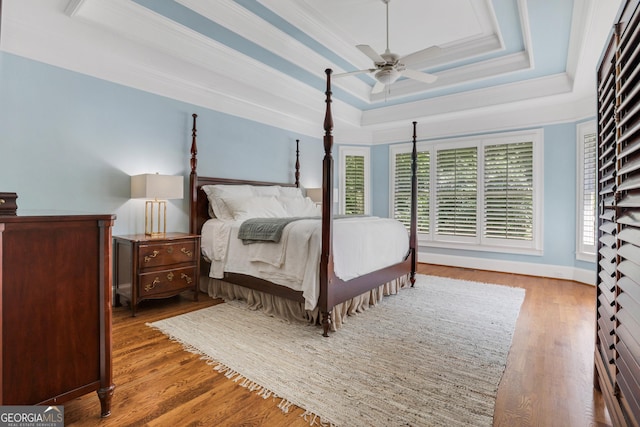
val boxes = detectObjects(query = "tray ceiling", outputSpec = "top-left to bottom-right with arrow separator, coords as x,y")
0,0 -> 623,142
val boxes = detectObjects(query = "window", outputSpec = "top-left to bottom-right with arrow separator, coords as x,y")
390,129 -> 543,254
339,147 -> 370,215
436,147 -> 478,237
393,151 -> 430,232
483,141 -> 533,241
577,121 -> 597,261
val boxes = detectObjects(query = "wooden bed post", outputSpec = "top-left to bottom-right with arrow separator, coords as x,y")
189,113 -> 198,235
410,121 -> 418,286
320,69 -> 334,337
295,139 -> 300,188
186,79 -> 419,338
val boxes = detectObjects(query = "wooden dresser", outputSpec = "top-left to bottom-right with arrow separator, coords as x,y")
0,213 -> 115,417
113,233 -> 200,315
595,1 -> 640,426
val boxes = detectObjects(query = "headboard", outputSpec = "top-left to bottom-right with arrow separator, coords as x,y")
191,176 -> 296,236
188,114 -> 299,235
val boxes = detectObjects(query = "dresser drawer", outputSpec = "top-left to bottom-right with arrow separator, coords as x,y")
138,240 -> 197,269
139,266 -> 197,297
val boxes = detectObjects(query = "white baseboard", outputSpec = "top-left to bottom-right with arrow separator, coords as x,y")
419,251 -> 596,286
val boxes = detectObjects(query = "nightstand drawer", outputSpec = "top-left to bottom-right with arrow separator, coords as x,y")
139,266 -> 197,297
138,240 -> 197,269
114,232 -> 200,316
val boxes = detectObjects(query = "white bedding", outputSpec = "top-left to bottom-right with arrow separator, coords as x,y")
201,216 -> 409,310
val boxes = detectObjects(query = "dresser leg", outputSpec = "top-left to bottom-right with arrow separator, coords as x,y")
97,384 -> 116,417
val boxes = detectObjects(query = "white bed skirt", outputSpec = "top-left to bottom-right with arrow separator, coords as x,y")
202,275 -> 410,332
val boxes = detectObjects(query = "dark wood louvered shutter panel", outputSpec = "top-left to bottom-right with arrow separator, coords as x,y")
596,20 -> 618,392
595,1 -> 640,426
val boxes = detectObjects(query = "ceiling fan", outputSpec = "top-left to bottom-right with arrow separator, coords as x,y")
336,0 -> 440,94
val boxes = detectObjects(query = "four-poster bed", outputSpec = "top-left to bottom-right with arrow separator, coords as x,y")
188,69 -> 418,336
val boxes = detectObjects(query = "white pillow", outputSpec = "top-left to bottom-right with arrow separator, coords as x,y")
252,186 -> 281,197
282,197 -> 321,217
202,185 -> 254,219
222,196 -> 288,220
279,186 -> 304,199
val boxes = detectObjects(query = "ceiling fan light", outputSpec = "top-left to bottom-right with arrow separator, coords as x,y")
375,68 -> 400,85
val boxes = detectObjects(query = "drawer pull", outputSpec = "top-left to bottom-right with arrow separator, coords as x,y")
181,247 -> 193,257
144,277 -> 160,292
167,272 -> 174,281
144,250 -> 160,263
181,273 -> 193,284
0,199 -> 4,205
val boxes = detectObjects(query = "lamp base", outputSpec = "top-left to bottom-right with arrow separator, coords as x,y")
144,199 -> 167,237
146,231 -> 166,238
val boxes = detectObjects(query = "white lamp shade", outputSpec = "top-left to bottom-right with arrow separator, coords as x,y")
131,174 -> 184,200
306,188 -> 322,203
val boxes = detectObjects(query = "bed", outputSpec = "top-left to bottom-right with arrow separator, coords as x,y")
189,69 -> 418,336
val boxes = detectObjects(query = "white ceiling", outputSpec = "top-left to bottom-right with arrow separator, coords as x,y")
0,0 -> 623,143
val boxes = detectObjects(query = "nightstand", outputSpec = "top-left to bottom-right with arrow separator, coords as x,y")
114,233 -> 200,315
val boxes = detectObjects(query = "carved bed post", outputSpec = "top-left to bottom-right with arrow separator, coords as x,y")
410,121 -> 418,286
320,69 -> 334,337
189,113 -> 198,235
295,139 -> 300,188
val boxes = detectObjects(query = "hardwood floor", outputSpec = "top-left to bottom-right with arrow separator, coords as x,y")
64,265 -> 611,426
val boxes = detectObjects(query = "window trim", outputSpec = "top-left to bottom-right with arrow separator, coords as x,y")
576,120 -> 597,262
338,146 -> 371,215
390,129 -> 544,255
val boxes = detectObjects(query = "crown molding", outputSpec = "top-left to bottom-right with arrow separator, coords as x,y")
2,0 -> 610,144
363,72 -> 573,130
370,89 -> 595,144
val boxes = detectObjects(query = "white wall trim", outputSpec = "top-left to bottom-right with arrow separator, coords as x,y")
419,251 -> 596,285
2,0 -> 617,143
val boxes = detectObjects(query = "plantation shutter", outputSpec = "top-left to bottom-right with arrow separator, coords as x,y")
582,132 -> 597,248
344,155 -> 365,215
594,4 -> 640,424
483,141 -> 534,240
436,147 -> 477,236
393,151 -> 429,232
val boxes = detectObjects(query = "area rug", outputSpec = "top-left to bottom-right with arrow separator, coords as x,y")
148,274 -> 525,426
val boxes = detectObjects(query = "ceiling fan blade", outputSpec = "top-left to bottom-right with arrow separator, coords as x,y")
399,46 -> 441,67
356,44 -> 385,64
400,68 -> 438,84
334,69 -> 376,78
371,80 -> 386,94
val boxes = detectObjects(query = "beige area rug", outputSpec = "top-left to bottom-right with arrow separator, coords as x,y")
149,275 -> 525,427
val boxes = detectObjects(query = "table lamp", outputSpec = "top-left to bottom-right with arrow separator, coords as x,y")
131,173 -> 184,237
306,188 -> 322,206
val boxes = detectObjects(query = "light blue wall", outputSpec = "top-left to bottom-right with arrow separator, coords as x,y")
1,51 -> 595,272
370,123 -> 596,271
0,52 -> 323,235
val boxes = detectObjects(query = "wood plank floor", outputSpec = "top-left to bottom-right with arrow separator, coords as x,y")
64,264 -> 612,426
